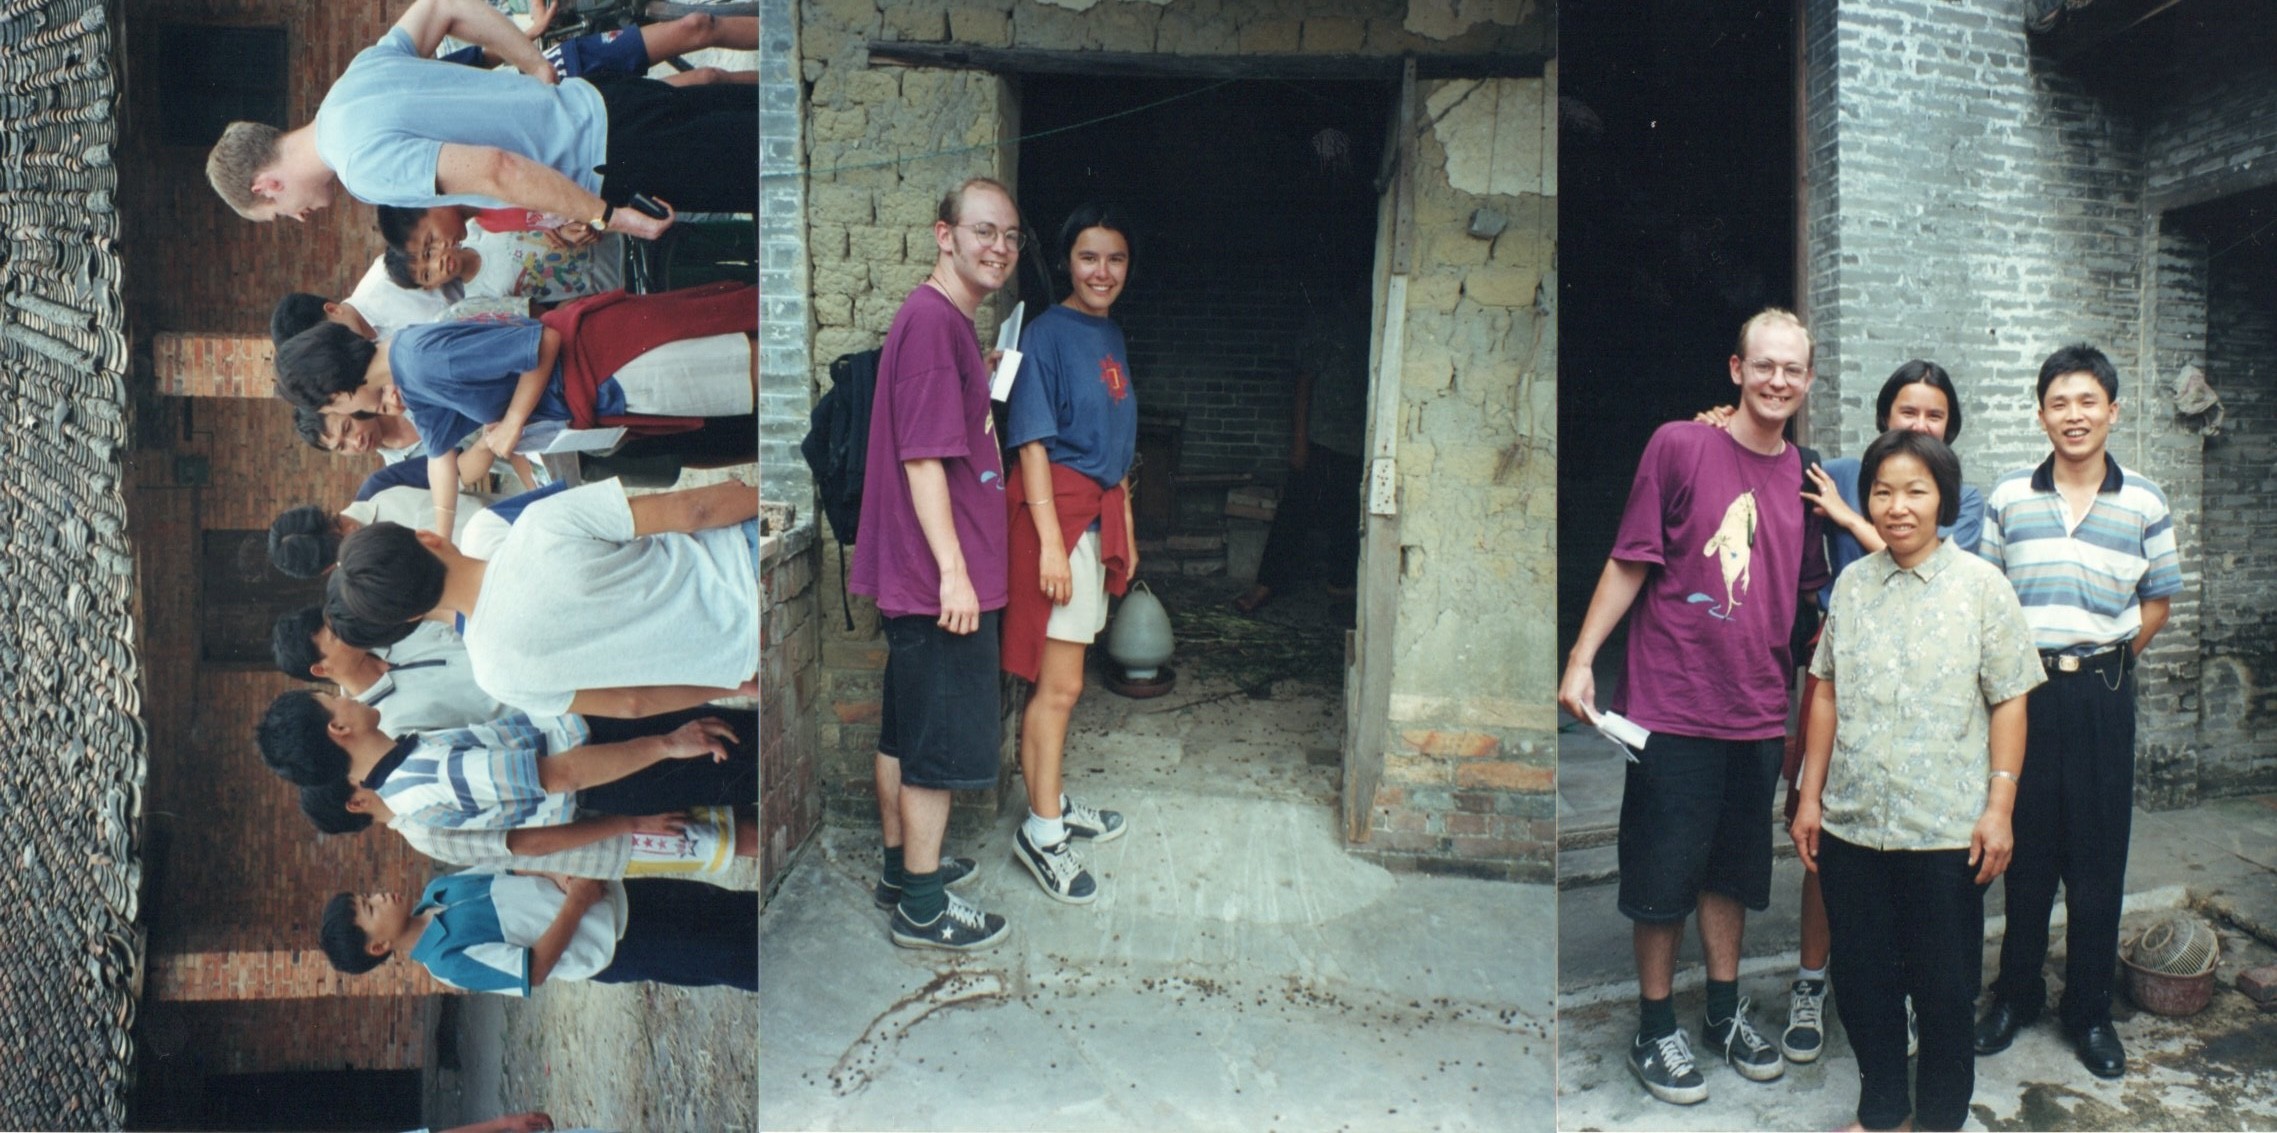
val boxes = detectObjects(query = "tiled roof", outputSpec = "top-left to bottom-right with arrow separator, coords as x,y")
0,4 -> 144,1129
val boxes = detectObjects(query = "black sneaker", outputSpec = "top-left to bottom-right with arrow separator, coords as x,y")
871,855 -> 978,910
1014,826 -> 1098,904
889,892 -> 1009,951
1627,1029 -> 1709,1105
1781,978 -> 1826,1063
1704,997 -> 1786,1082
1060,796 -> 1126,843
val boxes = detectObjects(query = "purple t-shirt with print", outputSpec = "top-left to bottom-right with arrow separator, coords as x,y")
1609,421 -> 1827,741
848,286 -> 1009,618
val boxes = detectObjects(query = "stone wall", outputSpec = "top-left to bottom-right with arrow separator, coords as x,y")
1360,73 -> 1558,882
781,0 -> 1556,875
2195,234 -> 2277,798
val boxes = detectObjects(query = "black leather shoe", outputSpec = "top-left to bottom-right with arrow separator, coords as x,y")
1973,999 -> 2039,1055
2070,1023 -> 2126,1079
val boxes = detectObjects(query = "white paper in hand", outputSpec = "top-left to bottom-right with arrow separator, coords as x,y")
989,303 -> 1025,402
1582,704 -> 1652,762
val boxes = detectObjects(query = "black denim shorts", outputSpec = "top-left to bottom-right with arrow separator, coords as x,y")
878,611 -> 1002,792
1616,732 -> 1783,923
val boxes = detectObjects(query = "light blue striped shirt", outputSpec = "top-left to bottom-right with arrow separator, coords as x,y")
374,712 -> 591,831
1976,455 -> 2182,654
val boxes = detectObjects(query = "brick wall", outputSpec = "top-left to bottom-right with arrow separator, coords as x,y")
2195,232 -> 2277,797
1111,260 -> 1316,476
759,0 -> 814,507
759,523 -> 824,899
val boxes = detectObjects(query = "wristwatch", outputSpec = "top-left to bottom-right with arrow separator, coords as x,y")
591,201 -> 615,232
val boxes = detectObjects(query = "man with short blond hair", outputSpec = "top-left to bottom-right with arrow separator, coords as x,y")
851,176 -> 1024,951
1560,307 -> 1830,1105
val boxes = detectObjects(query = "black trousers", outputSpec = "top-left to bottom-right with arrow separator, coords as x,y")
1256,444 -> 1362,591
591,879 -> 756,991
576,706 -> 758,814
588,73 -> 756,213
1819,834 -> 1985,1132
1991,656 -> 2135,1030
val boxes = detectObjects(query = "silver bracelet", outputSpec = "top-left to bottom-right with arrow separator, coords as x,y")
1988,769 -> 2019,784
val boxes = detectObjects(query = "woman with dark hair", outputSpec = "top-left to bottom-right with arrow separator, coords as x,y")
1000,202 -> 1139,905
1790,428 -> 2043,1132
1774,359 -> 1989,1065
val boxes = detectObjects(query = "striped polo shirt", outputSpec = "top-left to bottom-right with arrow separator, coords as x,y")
1976,454 -> 2182,655
366,712 -> 591,830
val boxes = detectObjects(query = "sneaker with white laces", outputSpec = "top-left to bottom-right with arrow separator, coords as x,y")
889,892 -> 1010,951
1014,825 -> 1099,904
871,855 -> 979,910
1060,796 -> 1125,843
1628,1029 -> 1710,1105
1704,997 -> 1786,1081
1906,995 -> 1918,1058
1781,978 -> 1827,1063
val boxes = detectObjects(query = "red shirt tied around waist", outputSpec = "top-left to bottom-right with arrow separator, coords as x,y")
1002,462 -> 1131,682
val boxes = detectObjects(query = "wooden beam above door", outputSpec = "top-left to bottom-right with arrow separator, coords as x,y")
865,43 -> 1547,81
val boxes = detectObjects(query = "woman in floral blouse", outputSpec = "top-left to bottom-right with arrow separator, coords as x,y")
1790,428 -> 2045,1132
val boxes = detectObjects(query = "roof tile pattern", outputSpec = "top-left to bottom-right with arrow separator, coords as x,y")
0,4 -> 142,1129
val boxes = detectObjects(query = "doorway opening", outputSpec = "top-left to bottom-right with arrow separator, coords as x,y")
1014,72 -> 1393,804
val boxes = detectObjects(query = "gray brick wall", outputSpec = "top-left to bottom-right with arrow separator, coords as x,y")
2196,239 -> 2277,797
2143,17 -> 2277,212
1115,260 -> 1318,477
759,0 -> 814,517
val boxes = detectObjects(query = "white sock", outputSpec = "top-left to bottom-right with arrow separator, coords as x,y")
1024,810 -> 1067,847
1798,965 -> 1827,985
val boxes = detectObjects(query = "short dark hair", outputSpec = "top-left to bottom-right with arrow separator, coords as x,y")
331,521 -> 447,636
2036,343 -> 2119,404
292,405 -> 332,452
299,781 -> 373,836
1875,360 -> 1964,442
271,605 -> 328,681
376,205 -> 426,253
256,688 -> 350,787
1056,201 -> 1136,270
1857,428 -> 1963,529
382,245 -> 422,292
320,893 -> 388,975
325,571 -> 420,649
274,321 -> 377,412
269,505 -> 341,579
271,292 -> 331,347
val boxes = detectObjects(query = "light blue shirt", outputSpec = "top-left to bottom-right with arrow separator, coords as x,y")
315,28 -> 609,208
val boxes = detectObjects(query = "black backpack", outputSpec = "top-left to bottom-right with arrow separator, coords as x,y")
800,349 -> 881,628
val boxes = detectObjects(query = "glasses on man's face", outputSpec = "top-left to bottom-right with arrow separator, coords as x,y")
956,223 -> 1026,251
1744,358 -> 1809,382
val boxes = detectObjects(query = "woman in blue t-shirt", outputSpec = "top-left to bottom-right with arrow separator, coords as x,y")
1000,203 -> 1141,905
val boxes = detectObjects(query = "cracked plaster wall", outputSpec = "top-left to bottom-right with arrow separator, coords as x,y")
786,0 -> 1557,876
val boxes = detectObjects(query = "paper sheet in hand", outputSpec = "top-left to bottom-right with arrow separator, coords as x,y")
1583,706 -> 1653,762
989,303 -> 1025,401
516,419 -> 627,455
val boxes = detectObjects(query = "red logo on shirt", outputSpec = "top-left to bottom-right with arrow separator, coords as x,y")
1099,356 -> 1128,401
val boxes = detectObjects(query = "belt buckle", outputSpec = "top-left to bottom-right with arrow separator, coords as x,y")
2055,654 -> 2082,673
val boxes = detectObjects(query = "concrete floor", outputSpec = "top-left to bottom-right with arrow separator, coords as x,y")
1556,716 -> 2277,1132
759,664 -> 1556,1132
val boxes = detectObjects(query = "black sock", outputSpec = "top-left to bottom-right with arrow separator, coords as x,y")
882,844 -> 904,889
1638,995 -> 1677,1043
900,867 -> 946,922
1705,979 -> 1740,1025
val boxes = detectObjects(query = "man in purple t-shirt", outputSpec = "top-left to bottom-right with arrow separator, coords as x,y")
1559,309 -> 1830,1105
848,176 -> 1020,952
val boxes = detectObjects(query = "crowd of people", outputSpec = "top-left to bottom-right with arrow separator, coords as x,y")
205,0 -> 762,998
1562,310 -> 2180,1130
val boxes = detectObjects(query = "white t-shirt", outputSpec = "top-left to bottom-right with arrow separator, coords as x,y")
464,479 -> 757,714
342,485 -> 487,546
461,222 -> 624,305
344,256 -> 452,341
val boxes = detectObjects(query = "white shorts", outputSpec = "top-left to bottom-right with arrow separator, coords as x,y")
620,805 -> 738,877
1046,528 -> 1111,644
612,333 -> 754,417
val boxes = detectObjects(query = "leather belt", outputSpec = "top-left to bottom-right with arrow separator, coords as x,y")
2040,644 -> 2124,674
